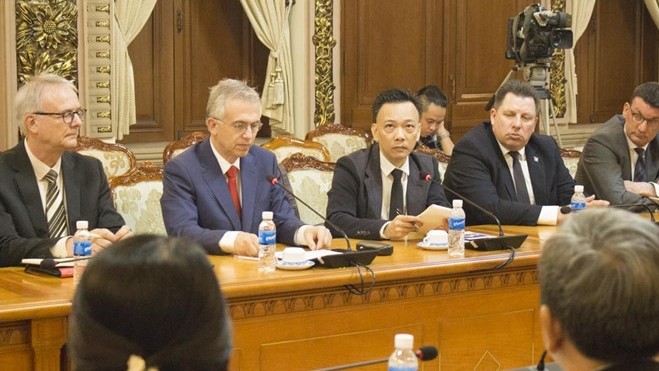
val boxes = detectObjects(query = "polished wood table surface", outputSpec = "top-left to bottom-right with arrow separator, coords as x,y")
0,224 -> 558,370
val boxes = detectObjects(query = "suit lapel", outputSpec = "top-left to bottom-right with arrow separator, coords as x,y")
12,143 -> 48,236
364,145 -> 383,219
199,141 -> 242,230
526,145 -> 547,205
61,153 -> 79,234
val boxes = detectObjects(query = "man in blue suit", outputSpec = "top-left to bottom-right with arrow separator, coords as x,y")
443,80 -> 608,226
161,79 -> 332,256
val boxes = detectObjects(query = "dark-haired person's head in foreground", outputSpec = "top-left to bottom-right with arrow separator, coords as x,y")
69,235 -> 231,371
539,208 -> 659,371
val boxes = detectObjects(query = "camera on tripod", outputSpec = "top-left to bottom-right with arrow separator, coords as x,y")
506,3 -> 573,63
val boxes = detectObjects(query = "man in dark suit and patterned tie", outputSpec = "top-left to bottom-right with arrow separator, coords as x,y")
443,80 -> 608,226
0,73 -> 130,267
575,82 -> 659,210
161,78 -> 332,257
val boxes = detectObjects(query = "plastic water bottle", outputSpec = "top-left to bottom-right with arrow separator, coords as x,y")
258,211 -> 277,272
448,199 -> 466,258
73,220 -> 92,284
388,333 -> 418,371
570,185 -> 586,213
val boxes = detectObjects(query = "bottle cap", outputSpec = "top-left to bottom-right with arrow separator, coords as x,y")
452,199 -> 463,208
262,211 -> 273,219
574,185 -> 584,193
76,220 -> 89,229
394,333 -> 414,349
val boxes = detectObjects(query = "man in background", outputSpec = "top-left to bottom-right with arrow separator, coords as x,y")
575,81 -> 659,210
0,73 -> 130,267
539,208 -> 659,370
443,79 -> 608,226
416,85 -> 455,155
326,88 -> 450,240
161,78 -> 331,256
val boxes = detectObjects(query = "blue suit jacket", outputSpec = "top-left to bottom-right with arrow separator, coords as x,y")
326,144 -> 450,239
161,139 -> 304,253
443,122 -> 575,225
0,141 -> 125,266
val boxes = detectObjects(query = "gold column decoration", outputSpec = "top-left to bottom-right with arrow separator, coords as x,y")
15,0 -> 78,86
313,0 -> 336,126
550,0 -> 567,118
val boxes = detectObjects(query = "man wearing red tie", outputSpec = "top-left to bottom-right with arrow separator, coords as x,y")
161,79 -> 331,257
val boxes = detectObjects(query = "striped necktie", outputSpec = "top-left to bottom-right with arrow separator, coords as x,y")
44,170 -> 67,238
634,148 -> 648,182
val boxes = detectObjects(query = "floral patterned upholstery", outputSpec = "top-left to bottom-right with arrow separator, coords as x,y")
280,153 -> 335,225
75,136 -> 136,179
109,162 -> 166,235
560,148 -> 582,178
414,145 -> 451,179
261,136 -> 331,163
305,123 -> 372,162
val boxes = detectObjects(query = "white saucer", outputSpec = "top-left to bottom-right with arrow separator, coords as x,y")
417,241 -> 449,250
276,260 -> 315,271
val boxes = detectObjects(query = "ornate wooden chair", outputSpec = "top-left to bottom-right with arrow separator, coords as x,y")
261,135 -> 331,163
305,123 -> 372,162
109,162 -> 166,235
162,131 -> 208,164
280,153 -> 336,225
414,144 -> 451,179
560,147 -> 582,178
74,136 -> 136,179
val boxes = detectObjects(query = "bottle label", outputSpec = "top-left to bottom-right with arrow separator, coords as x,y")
570,201 -> 586,212
73,241 -> 92,256
448,217 -> 465,230
259,230 -> 276,245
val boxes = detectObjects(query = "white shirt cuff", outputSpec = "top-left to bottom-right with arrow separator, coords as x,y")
379,222 -> 390,239
219,231 -> 239,254
537,206 -> 559,226
294,225 -> 311,246
650,182 -> 659,197
50,236 -> 71,258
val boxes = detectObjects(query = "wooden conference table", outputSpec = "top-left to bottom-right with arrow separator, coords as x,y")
0,224 -> 557,370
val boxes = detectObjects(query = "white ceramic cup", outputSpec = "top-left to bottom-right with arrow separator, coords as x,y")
282,247 -> 306,262
423,230 -> 448,245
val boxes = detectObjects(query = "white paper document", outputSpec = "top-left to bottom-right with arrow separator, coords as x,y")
415,204 -> 452,234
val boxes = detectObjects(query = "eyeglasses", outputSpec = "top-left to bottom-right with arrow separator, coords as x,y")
629,109 -> 659,127
212,118 -> 263,133
32,109 -> 86,126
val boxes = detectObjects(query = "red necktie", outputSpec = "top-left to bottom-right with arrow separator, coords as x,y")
226,166 -> 242,218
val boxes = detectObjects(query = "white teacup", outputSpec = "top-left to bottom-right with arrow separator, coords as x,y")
282,247 -> 306,263
423,230 -> 448,245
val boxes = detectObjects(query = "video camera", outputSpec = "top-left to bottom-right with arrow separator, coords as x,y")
506,3 -> 573,63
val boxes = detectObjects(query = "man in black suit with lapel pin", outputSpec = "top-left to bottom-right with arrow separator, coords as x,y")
443,80 -> 608,226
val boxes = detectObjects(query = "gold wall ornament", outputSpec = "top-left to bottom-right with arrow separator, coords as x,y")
15,0 -> 78,86
97,111 -> 111,119
550,0 -> 567,118
313,0 -> 337,127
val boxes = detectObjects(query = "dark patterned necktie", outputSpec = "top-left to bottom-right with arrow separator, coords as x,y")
44,170 -> 67,238
634,148 -> 647,182
510,151 -> 530,204
389,169 -> 404,220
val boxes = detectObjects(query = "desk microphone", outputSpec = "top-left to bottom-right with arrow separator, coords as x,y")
266,175 -> 379,268
419,171 -> 527,252
560,203 -> 657,223
315,345 -> 438,371
40,256 -> 92,269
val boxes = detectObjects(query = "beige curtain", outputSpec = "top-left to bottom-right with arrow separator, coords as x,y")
564,0 -> 596,123
240,0 -> 294,134
112,0 -> 158,140
645,0 -> 659,29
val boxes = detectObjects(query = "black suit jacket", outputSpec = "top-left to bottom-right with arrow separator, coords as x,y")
0,141 -> 125,266
443,122 -> 575,225
326,143 -> 450,239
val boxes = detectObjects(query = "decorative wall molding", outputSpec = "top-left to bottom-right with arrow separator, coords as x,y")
550,0 -> 567,118
84,0 -> 113,138
228,267 -> 538,319
312,0 -> 336,127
